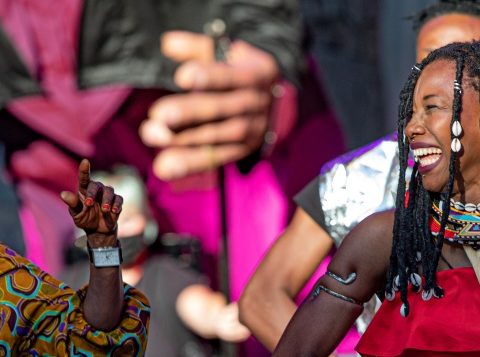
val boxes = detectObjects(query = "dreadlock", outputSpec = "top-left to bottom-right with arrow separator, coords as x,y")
411,0 -> 480,32
386,41 -> 480,317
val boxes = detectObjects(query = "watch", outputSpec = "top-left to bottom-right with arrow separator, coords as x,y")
88,242 -> 123,268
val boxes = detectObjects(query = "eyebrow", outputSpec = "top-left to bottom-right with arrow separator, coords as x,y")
423,94 -> 439,101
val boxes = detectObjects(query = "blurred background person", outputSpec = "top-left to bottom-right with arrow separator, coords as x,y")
0,1 -> 345,355
0,0 -> 342,310
300,0 -> 434,149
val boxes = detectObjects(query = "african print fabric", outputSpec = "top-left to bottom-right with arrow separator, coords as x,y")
0,243 -> 149,356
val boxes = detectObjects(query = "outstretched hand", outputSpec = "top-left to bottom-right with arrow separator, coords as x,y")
139,31 -> 279,180
60,159 -> 123,244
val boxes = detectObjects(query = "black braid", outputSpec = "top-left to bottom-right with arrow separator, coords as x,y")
386,42 -> 480,316
411,0 -> 480,32
384,63 -> 423,305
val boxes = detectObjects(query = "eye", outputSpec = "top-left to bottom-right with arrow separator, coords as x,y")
425,104 -> 438,112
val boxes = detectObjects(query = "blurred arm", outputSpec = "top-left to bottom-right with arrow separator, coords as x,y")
239,207 -> 334,351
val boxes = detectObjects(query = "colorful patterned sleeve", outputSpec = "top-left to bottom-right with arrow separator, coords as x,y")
0,244 -> 150,356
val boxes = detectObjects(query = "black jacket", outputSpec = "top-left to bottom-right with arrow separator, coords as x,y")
78,0 -> 304,90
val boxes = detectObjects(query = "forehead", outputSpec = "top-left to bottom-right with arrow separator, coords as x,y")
418,13 -> 480,46
415,60 -> 456,98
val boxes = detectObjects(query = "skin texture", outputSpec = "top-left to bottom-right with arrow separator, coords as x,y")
416,14 -> 480,63
407,60 -> 480,201
273,211 -> 394,356
240,11 -> 480,355
273,56 -> 480,357
139,31 -> 278,180
60,159 -> 124,331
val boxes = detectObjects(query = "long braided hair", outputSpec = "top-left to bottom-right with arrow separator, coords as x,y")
411,0 -> 480,32
385,41 -> 480,316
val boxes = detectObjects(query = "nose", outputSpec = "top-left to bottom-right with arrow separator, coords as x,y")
405,113 -> 425,142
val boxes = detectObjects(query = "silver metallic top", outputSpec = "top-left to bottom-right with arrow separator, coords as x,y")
319,134 -> 399,247
318,134 -> 399,334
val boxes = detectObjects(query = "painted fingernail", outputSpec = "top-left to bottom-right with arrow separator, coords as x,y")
112,207 -> 119,213
102,203 -> 110,211
84,198 -> 94,206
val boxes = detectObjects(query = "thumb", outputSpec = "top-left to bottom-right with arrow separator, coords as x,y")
61,191 -> 83,215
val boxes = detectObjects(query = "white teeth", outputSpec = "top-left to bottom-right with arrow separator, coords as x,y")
419,156 -> 440,166
412,147 -> 442,167
413,148 -> 442,157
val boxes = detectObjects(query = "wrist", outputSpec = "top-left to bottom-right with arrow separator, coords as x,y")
87,238 -> 123,268
86,231 -> 118,248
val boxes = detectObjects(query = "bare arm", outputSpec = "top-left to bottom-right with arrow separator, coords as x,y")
84,232 -> 124,331
61,159 -> 124,331
273,210 -> 394,357
239,207 -> 334,351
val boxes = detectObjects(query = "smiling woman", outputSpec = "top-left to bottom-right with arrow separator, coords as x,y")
272,41 -> 480,357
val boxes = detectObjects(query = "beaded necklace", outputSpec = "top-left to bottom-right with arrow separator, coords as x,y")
431,199 -> 480,248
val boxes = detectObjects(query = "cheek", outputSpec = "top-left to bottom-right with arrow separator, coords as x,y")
428,118 -> 451,145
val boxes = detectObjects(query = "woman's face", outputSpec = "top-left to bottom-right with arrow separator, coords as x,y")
417,14 -> 480,62
405,59 -> 480,200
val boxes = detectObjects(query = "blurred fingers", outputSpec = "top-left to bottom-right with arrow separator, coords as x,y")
141,89 -> 270,146
161,31 -> 214,63
175,61 -> 271,91
152,144 -> 250,181
169,114 -> 267,148
216,303 -> 251,342
174,41 -> 278,91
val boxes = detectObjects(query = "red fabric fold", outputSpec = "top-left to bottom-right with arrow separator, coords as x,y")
357,267 -> 480,356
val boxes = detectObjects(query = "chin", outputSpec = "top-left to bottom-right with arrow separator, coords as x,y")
420,178 -> 448,195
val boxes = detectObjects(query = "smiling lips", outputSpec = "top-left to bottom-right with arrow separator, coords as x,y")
413,147 -> 443,174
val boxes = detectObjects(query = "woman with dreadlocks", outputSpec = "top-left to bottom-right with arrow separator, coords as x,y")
273,40 -> 480,356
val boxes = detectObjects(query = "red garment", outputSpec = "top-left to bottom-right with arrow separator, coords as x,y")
356,267 -> 480,356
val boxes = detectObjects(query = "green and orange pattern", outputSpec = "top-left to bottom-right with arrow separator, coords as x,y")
0,244 -> 149,356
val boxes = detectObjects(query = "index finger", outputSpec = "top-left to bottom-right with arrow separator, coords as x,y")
78,159 -> 91,195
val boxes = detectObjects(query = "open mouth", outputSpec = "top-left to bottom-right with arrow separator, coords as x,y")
413,147 -> 442,168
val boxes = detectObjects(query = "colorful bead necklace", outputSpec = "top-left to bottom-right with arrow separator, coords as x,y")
431,199 -> 480,248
